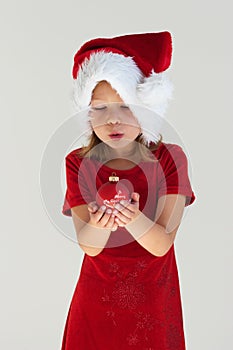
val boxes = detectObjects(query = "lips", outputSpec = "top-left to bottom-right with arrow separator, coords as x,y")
109,133 -> 124,139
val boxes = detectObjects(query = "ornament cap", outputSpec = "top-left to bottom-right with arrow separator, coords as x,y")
109,172 -> 119,182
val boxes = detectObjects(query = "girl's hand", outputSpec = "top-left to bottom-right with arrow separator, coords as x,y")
113,192 -> 141,227
87,202 -> 118,231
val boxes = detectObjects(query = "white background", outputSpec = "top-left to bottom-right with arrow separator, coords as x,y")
1,1 -> 232,349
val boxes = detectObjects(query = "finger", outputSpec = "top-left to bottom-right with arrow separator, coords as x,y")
88,202 -> 98,213
114,217 -> 126,227
90,205 -> 106,223
114,211 -> 132,225
99,208 -> 114,226
113,203 -> 135,219
116,199 -> 139,213
105,213 -> 116,229
111,220 -> 119,231
124,201 -> 139,213
125,202 -> 139,213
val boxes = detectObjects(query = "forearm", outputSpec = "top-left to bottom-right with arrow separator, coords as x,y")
125,212 -> 175,257
77,223 -> 112,256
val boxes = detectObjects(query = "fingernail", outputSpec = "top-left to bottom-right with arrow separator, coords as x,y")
100,205 -> 106,211
106,209 -> 112,214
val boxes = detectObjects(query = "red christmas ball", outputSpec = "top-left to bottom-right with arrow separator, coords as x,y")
96,173 -> 131,209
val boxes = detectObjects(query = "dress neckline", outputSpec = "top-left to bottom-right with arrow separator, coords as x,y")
93,158 -> 143,173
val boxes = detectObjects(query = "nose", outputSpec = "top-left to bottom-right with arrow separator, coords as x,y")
106,109 -> 121,125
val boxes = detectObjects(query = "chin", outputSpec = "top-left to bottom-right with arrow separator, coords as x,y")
107,139 -> 135,150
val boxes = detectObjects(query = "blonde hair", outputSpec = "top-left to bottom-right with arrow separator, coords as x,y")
77,131 -> 162,162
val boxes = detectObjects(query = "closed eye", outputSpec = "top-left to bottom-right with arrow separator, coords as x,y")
120,105 -> 129,109
92,106 -> 107,111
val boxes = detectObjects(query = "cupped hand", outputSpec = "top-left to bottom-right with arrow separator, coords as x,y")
87,202 -> 118,231
112,192 -> 141,227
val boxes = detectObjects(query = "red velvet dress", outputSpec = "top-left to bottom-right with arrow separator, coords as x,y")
61,142 -> 195,350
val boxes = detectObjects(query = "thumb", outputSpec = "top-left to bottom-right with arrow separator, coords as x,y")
88,202 -> 98,213
131,192 -> 140,203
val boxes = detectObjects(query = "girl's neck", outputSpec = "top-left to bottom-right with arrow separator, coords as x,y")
104,158 -> 138,170
105,144 -> 142,169
108,143 -> 137,159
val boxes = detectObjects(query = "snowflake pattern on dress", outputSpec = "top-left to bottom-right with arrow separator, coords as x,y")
100,259 -> 183,348
112,274 -> 146,310
100,259 -> 162,347
127,333 -> 140,346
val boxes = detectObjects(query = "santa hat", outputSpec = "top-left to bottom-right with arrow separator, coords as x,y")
72,31 -> 173,145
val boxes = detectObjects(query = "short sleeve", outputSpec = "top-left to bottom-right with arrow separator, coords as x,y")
157,144 -> 196,206
62,151 -> 93,216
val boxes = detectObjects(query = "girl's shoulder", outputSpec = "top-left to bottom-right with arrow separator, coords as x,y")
64,147 -> 87,171
151,141 -> 183,160
65,147 -> 84,161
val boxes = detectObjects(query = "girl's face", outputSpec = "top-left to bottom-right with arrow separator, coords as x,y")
89,81 -> 141,149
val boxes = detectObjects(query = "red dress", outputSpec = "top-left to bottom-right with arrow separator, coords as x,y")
61,142 -> 196,350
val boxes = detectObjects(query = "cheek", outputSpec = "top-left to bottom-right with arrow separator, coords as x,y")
128,124 -> 141,136
92,125 -> 106,140
122,116 -> 141,131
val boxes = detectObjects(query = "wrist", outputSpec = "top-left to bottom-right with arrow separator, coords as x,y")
77,221 -> 111,248
125,211 -> 154,239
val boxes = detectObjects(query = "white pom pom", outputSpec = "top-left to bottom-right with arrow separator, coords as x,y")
137,70 -> 174,116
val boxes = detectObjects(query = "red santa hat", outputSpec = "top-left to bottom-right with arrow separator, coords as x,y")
72,31 -> 173,145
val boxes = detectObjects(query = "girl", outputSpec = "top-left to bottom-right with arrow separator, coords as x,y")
61,32 -> 195,349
